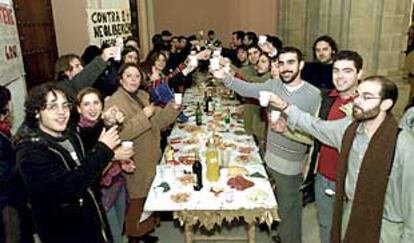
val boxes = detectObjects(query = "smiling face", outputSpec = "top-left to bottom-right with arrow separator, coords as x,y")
38,91 -> 71,137
154,53 -> 167,71
77,92 -> 103,122
278,52 -> 303,84
119,66 -> 142,93
333,60 -> 360,97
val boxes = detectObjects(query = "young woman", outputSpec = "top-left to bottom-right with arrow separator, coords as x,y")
105,63 -> 180,243
76,87 -> 135,243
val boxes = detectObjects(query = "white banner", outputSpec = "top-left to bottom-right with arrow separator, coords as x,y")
86,8 -> 132,47
0,2 -> 25,85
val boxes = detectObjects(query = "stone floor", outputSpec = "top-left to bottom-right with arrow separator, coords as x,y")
150,202 -> 320,243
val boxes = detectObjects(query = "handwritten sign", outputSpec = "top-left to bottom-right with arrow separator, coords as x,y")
87,8 -> 132,47
0,3 -> 25,85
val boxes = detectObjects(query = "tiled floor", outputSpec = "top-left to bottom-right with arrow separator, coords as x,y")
151,202 -> 320,243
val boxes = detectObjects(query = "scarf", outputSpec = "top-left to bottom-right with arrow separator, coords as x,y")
331,113 -> 399,243
77,116 -> 98,128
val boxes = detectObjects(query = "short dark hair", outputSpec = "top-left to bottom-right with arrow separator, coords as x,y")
278,46 -> 304,62
362,75 -> 399,110
24,83 -> 68,128
0,85 -> 11,116
245,32 -> 258,45
118,63 -> 146,87
208,30 -> 215,36
161,30 -> 172,37
55,54 -> 82,81
332,50 -> 364,72
312,35 -> 338,60
266,35 -> 283,50
232,31 -> 245,41
121,46 -> 140,63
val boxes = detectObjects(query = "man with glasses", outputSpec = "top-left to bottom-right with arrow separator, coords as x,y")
268,76 -> 414,242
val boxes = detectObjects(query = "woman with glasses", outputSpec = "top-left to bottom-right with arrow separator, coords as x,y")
14,83 -> 121,243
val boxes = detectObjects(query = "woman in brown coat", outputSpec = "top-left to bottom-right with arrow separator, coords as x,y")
105,63 -> 180,242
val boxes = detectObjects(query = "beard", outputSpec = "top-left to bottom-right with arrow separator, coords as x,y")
280,69 -> 299,84
352,104 -> 381,121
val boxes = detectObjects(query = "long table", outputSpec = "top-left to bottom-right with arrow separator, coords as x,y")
144,85 -> 279,242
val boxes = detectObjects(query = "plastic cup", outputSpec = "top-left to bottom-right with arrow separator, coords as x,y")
210,57 -> 220,70
174,93 -> 183,105
122,141 -> 133,148
258,35 -> 267,45
270,110 -> 281,123
259,91 -> 271,107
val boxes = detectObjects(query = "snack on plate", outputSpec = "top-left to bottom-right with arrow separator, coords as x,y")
170,192 -> 191,203
235,155 -> 255,164
246,189 -> 269,202
177,174 -> 194,185
217,141 -> 237,149
178,155 -> 196,165
183,138 -> 198,145
227,166 -> 249,177
227,176 -> 254,191
183,125 -> 200,133
238,146 -> 255,154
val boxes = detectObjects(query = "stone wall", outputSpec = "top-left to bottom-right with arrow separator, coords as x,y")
277,0 -> 412,118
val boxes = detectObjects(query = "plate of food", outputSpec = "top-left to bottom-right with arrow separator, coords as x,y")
234,155 -> 258,164
170,192 -> 191,203
246,188 -> 269,202
237,146 -> 257,154
178,155 -> 196,165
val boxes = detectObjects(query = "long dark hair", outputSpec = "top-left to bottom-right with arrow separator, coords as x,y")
0,85 -> 11,117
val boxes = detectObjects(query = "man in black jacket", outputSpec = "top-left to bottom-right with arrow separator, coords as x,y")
15,83 -> 120,243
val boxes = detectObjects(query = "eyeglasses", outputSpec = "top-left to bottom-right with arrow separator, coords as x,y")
43,102 -> 72,112
354,92 -> 382,101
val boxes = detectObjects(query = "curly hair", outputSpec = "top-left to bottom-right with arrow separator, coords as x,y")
24,83 -> 68,128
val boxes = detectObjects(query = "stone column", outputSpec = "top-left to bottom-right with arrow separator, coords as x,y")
277,0 -> 412,117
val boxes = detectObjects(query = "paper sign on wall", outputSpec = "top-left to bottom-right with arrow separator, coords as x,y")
0,2 -> 25,85
86,8 -> 132,47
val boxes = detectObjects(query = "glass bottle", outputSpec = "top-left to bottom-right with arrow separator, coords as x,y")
195,102 -> 203,126
192,151 -> 203,191
205,138 -> 220,182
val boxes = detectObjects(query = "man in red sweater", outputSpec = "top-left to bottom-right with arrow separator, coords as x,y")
309,50 -> 363,243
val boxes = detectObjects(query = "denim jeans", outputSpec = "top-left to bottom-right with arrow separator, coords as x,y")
315,173 -> 336,243
106,186 -> 127,243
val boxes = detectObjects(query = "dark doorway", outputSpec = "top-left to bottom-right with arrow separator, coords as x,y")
14,0 -> 58,90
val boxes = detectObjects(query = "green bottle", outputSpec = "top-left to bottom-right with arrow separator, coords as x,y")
195,102 -> 203,126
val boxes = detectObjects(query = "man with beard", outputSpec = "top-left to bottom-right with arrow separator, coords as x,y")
212,46 -> 321,243
268,76 -> 414,243
301,35 -> 338,90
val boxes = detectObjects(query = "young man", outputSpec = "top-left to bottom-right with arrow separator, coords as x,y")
301,35 -> 338,90
212,47 -> 321,243
305,50 -> 362,243
54,46 -> 117,99
269,76 -> 414,243
15,83 -> 120,243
